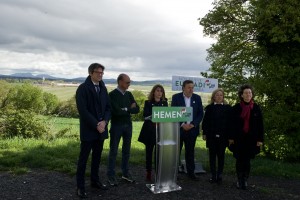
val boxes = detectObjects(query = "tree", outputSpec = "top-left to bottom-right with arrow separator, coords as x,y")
199,0 -> 300,160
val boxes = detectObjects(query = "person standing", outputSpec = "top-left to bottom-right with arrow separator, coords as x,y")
171,80 -> 204,181
229,84 -> 264,190
138,84 -> 168,182
75,63 -> 111,198
202,88 -> 231,184
107,73 -> 140,186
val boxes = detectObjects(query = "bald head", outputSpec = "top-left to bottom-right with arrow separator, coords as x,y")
117,73 -> 131,91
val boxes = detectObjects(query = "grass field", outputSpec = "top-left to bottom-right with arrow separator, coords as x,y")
1,116 -> 300,179
40,84 -> 211,105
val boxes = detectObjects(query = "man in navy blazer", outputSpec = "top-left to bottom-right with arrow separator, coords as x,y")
171,80 -> 204,180
75,63 -> 111,198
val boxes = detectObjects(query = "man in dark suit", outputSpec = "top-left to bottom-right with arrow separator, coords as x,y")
75,63 -> 111,198
171,80 -> 204,180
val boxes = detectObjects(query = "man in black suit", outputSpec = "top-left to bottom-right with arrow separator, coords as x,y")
75,63 -> 111,198
171,80 -> 204,180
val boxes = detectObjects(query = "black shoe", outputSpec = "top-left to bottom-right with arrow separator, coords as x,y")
91,181 -> 108,190
241,181 -> 247,190
77,188 -> 88,198
188,173 -> 199,181
209,178 -> 217,183
217,176 -> 222,184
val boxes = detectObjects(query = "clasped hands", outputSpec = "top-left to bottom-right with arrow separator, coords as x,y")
182,123 -> 194,132
97,120 -> 106,133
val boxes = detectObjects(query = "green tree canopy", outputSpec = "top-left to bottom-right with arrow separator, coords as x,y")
199,0 -> 300,161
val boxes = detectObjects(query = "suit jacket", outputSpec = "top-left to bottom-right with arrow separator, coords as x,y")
171,92 -> 204,136
76,76 -> 111,141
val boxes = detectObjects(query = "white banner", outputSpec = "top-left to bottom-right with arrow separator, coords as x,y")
172,75 -> 218,93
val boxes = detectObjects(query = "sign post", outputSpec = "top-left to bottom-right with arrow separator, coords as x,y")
146,107 -> 192,194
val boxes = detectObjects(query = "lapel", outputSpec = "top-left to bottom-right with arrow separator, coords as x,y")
180,93 -> 186,106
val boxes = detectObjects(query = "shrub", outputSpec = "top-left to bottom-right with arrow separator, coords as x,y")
54,96 -> 78,118
43,92 -> 59,115
131,90 -> 147,121
0,109 -> 49,139
8,83 -> 46,113
263,106 -> 300,161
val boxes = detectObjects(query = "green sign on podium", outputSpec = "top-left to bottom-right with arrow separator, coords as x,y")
152,107 -> 193,123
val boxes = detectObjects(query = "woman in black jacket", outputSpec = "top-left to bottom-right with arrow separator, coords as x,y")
229,84 -> 264,190
138,84 -> 168,181
202,88 -> 231,184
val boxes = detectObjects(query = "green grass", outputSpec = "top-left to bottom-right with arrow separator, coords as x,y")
40,85 -> 77,101
1,117 -> 299,179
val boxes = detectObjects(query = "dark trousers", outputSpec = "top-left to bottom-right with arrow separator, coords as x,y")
180,132 -> 197,175
107,123 -> 132,177
76,139 -> 104,189
208,140 -> 226,178
145,143 -> 156,171
236,157 -> 251,180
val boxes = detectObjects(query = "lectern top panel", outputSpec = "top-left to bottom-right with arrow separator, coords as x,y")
152,107 -> 193,123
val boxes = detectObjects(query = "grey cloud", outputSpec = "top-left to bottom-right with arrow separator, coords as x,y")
0,0 -> 213,80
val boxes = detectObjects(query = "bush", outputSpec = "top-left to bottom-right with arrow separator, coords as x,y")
0,109 -> 50,139
43,92 -> 59,115
8,83 -> 46,113
263,106 -> 300,161
131,90 -> 147,121
54,96 -> 78,118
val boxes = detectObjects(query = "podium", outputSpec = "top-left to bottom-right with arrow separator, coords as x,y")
146,107 -> 192,194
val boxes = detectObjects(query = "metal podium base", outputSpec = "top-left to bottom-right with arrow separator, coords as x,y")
178,160 -> 206,174
146,183 -> 182,194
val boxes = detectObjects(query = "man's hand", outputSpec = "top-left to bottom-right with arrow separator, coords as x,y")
182,124 -> 194,132
130,102 -> 136,108
97,120 -> 106,133
257,141 -> 263,146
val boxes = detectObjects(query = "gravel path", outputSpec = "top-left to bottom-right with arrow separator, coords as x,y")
0,165 -> 299,200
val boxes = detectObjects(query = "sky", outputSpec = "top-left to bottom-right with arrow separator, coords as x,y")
0,0 -> 215,81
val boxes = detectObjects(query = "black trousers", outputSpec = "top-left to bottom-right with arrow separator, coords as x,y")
236,157 -> 251,179
208,140 -> 226,178
145,143 -> 156,171
76,139 -> 104,189
180,132 -> 197,175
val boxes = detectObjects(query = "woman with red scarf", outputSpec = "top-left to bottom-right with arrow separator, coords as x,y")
229,84 -> 264,190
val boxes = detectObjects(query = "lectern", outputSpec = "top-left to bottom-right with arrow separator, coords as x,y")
146,107 -> 192,194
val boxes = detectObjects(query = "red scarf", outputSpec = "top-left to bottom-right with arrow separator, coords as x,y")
240,100 -> 254,133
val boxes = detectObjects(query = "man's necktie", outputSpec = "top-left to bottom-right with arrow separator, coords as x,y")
95,85 -> 100,93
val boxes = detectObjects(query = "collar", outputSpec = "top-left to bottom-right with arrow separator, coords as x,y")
116,87 -> 126,95
214,102 -> 223,105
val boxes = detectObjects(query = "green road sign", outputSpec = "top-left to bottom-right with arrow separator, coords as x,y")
152,107 -> 193,122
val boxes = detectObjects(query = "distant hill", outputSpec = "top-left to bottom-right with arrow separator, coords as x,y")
0,73 -> 171,85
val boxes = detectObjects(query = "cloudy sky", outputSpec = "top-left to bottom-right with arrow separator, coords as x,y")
0,0 -> 215,81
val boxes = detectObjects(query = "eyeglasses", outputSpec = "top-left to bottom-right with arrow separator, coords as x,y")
125,81 -> 131,84
93,71 -> 104,75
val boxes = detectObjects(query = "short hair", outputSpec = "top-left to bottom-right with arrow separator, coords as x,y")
148,84 -> 166,101
182,80 -> 194,90
238,84 -> 254,101
210,88 -> 227,104
88,63 -> 105,74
